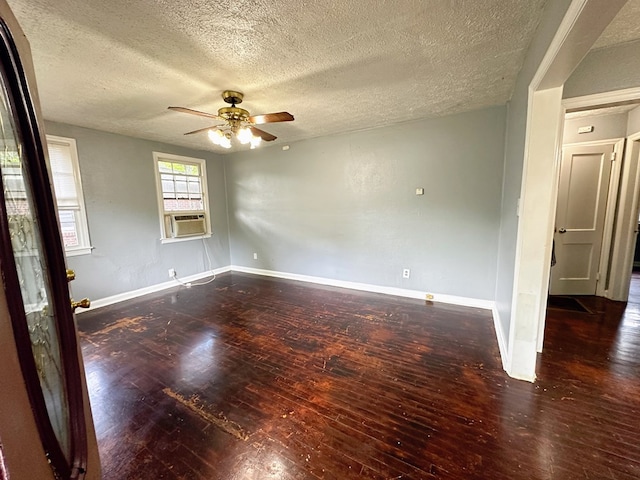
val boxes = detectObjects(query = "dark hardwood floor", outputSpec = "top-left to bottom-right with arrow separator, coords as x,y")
78,272 -> 640,479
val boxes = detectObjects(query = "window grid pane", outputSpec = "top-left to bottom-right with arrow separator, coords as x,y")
159,160 -> 204,211
58,209 -> 79,248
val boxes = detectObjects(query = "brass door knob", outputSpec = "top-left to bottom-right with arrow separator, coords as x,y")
71,298 -> 90,312
66,269 -> 76,281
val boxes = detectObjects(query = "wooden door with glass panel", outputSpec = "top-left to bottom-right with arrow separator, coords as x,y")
0,1 -> 99,478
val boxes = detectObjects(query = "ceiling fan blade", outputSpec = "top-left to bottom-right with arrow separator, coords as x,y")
168,106 -> 221,120
248,112 -> 294,125
183,125 -> 224,136
250,126 -> 277,142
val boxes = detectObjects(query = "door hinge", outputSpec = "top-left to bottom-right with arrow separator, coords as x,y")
610,152 -> 616,161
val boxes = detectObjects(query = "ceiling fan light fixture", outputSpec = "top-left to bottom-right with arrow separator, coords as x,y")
170,90 -> 294,150
237,127 -> 253,145
208,129 -> 232,149
250,136 -> 262,149
207,128 -> 223,143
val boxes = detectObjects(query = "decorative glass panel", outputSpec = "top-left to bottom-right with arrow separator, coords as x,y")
0,441 -> 7,480
0,56 -> 71,463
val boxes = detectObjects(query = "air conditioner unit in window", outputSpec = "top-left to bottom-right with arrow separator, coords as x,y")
170,214 -> 206,238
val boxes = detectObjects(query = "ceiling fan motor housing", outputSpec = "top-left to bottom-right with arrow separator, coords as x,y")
218,106 -> 249,121
220,91 -> 249,128
222,90 -> 244,105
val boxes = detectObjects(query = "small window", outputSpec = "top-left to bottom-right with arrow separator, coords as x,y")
46,135 -> 92,256
153,152 -> 210,242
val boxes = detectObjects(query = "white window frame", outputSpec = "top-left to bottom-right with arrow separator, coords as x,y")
153,151 -> 211,244
46,135 -> 92,256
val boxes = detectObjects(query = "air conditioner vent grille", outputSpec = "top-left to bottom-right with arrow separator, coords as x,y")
170,214 -> 206,238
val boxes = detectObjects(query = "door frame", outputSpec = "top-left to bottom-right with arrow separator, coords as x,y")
555,138 -> 625,298
530,93 -> 640,356
507,0 -> 628,381
608,131 -> 640,301
0,19 -> 88,479
0,1 -> 99,478
562,89 -> 640,303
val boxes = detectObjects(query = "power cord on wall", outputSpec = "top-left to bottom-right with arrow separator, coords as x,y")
170,237 -> 217,288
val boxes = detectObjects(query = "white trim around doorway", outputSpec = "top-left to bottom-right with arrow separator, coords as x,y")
508,0 -> 627,381
608,131 -> 640,301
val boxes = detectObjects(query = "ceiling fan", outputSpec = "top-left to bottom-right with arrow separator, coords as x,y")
168,90 -> 294,149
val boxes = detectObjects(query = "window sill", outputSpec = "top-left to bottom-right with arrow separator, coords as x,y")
65,246 -> 93,257
160,234 -> 211,245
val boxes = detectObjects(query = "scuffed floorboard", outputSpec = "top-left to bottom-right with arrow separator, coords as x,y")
78,271 -> 640,479
162,387 -> 249,441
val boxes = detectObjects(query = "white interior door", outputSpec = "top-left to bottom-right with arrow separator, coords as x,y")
550,143 -> 615,295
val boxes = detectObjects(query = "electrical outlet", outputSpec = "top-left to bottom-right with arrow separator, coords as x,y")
253,252 -> 258,260
168,268 -> 176,278
402,268 -> 410,279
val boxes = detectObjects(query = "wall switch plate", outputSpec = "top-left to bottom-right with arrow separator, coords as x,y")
253,252 -> 258,260
403,268 -> 410,278
416,188 -> 424,195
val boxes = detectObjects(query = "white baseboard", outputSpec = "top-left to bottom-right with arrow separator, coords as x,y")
232,266 -> 507,369
491,306 -> 508,372
231,265 -> 495,309
77,266 -> 232,313
79,264 -> 508,374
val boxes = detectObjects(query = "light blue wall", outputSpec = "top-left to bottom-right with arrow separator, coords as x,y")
494,0 -> 573,342
564,39 -> 640,99
225,107 -> 506,301
38,0 -> 585,322
44,122 -> 231,301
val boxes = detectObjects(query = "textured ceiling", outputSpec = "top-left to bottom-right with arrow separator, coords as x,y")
593,0 -> 640,50
7,0 -> 553,153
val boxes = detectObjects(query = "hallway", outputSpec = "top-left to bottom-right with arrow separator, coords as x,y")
538,273 -> 640,478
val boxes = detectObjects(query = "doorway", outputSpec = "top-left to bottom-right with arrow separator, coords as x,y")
550,141 -> 619,296
554,104 -> 640,305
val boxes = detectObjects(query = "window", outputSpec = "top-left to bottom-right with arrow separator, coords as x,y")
153,152 -> 210,242
46,135 -> 92,256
